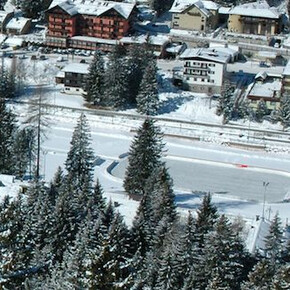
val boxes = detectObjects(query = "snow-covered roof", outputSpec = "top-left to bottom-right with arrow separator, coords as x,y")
71,35 -> 118,45
218,6 -> 231,14
0,33 -> 7,44
170,0 -> 219,15
282,60 -> 290,76
56,71 -> 65,78
249,79 -> 282,98
49,0 -> 135,19
120,34 -> 169,46
257,51 -> 277,59
4,37 -> 24,46
180,47 -> 230,63
0,10 -> 12,23
228,1 -> 281,19
62,63 -> 89,74
209,43 -> 239,57
255,71 -> 281,81
249,71 -> 282,98
6,17 -> 30,31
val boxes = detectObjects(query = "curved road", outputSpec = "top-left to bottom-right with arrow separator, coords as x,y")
111,156 -> 290,203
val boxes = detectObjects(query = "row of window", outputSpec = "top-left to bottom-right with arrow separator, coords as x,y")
186,76 -> 215,83
185,61 -> 216,67
185,69 -> 215,75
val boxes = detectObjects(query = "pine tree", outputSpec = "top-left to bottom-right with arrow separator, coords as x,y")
12,127 -> 36,179
183,194 -> 219,289
0,195 -> 29,289
255,99 -> 269,122
0,67 -> 16,99
264,213 -> 284,265
195,193 -> 218,247
181,211 -> 204,290
275,95 -> 290,129
154,225 -> 186,290
48,166 -> 64,206
130,189 -> 155,257
242,259 -> 275,290
20,0 -> 50,19
136,57 -> 159,115
204,214 -> 249,290
216,86 -> 234,116
65,113 -> 95,189
126,44 -> 148,105
124,119 -> 164,196
237,99 -> 251,119
271,264 -> 290,290
0,99 -> 18,174
104,47 -> 129,109
144,165 -> 177,225
83,50 -> 105,105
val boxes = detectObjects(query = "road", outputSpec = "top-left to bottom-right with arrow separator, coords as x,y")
111,156 -> 290,203
41,119 -> 290,203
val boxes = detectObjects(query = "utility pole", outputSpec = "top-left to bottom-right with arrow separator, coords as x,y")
262,181 -> 269,220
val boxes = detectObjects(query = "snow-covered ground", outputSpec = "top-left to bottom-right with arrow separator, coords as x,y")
0,49 -> 289,252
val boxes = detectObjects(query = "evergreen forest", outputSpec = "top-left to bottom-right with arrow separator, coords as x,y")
0,110 -> 289,289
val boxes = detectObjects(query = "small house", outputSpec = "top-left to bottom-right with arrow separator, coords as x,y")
6,17 -> 31,35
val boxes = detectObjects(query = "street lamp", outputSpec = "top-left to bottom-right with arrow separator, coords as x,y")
262,181 -> 269,220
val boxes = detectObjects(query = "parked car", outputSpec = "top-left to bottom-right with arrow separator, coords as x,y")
56,56 -> 65,62
39,55 -> 46,60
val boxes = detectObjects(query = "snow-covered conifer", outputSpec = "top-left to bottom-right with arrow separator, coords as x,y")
83,50 -> 105,105
136,57 -> 159,115
123,119 -> 164,196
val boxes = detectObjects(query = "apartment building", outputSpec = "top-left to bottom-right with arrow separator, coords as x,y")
178,48 -> 229,94
170,0 -> 220,32
228,1 -> 283,36
46,0 -> 136,48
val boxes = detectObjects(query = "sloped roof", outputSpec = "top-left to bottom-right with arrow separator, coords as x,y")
228,1 -> 281,19
180,47 -> 230,63
6,17 -> 30,31
0,10 -> 12,23
62,62 -> 89,74
170,0 -> 219,15
49,0 -> 135,19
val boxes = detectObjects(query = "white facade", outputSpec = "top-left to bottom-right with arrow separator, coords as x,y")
179,48 -> 229,94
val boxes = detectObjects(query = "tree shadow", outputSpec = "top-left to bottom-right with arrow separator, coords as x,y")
158,95 -> 193,114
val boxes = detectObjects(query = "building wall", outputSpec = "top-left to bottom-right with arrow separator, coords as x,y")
181,59 -> 225,94
63,71 -> 87,94
228,14 -> 243,33
48,8 -> 77,38
228,14 -> 280,35
47,5 -> 133,45
172,6 -> 208,31
283,76 -> 290,92
172,6 -> 219,32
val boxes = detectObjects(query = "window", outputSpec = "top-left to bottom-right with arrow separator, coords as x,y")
201,78 -> 204,82
194,78 -> 197,81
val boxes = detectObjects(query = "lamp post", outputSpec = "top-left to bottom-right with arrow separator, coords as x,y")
262,181 -> 269,220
